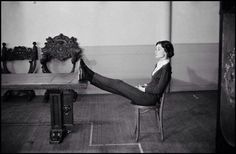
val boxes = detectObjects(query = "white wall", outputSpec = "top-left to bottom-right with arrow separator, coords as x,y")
171,1 -> 220,91
172,1 -> 220,43
1,1 -> 170,47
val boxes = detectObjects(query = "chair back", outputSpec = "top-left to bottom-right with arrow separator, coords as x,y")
1,42 -> 38,74
155,81 -> 169,107
158,90 -> 166,112
40,33 -> 83,73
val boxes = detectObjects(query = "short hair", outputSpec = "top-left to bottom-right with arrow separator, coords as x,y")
156,40 -> 174,58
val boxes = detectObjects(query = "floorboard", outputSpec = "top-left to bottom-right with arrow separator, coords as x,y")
1,91 -> 217,153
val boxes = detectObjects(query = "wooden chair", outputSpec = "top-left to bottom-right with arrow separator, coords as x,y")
1,42 -> 38,101
40,33 -> 83,102
132,89 -> 167,142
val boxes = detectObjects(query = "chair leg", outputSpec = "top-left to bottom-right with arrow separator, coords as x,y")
155,110 -> 160,133
136,108 -> 140,142
160,109 -> 164,141
134,118 -> 137,135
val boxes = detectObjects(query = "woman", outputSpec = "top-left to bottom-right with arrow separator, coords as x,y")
80,40 -> 174,106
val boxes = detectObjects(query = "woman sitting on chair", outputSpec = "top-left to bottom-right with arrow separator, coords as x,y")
80,40 -> 174,106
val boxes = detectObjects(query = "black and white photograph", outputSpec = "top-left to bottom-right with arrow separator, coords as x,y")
1,1 -> 235,153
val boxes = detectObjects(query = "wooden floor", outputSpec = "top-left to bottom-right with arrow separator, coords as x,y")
1,91 -> 217,153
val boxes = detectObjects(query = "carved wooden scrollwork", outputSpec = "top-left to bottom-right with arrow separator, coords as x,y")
1,42 -> 38,101
1,42 -> 38,74
40,33 -> 83,73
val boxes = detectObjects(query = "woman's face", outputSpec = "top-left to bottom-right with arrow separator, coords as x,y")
155,44 -> 166,59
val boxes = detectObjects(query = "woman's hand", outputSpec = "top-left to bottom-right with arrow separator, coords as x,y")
136,84 -> 146,92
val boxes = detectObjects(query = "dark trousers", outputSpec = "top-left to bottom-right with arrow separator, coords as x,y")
91,73 -> 158,106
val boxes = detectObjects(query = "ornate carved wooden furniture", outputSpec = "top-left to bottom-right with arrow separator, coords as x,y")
40,33 -> 82,102
1,42 -> 38,101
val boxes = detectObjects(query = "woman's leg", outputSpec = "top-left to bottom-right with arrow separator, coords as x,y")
92,73 -> 158,106
80,59 -> 157,106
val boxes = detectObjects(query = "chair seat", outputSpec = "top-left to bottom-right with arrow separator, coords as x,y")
133,104 -> 160,109
131,101 -> 160,109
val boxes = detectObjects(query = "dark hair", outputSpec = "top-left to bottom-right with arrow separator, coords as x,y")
156,40 -> 174,58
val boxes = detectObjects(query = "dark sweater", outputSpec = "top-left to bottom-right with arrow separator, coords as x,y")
145,62 -> 172,97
